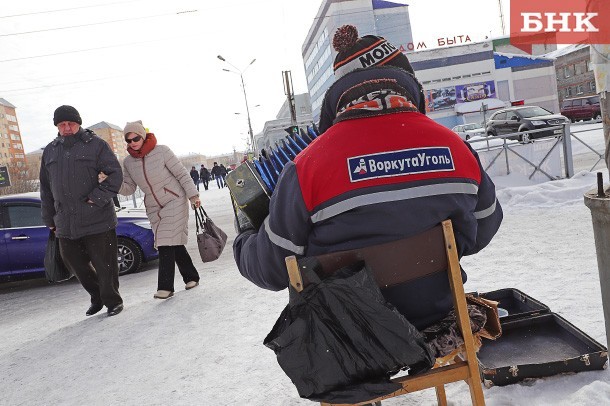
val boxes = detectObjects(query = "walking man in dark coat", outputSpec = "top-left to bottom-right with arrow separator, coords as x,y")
211,162 -> 224,188
40,105 -> 125,317
190,166 -> 200,191
199,164 -> 210,190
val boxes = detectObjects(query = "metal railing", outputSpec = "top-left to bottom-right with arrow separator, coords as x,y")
468,122 -> 604,181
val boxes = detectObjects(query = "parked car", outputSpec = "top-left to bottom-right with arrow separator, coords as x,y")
560,95 -> 601,122
451,122 -> 486,140
0,193 -> 158,282
485,106 -> 569,141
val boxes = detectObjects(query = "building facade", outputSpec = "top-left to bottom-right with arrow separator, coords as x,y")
409,39 -> 561,129
87,121 -> 128,161
546,44 -> 596,102
302,0 -> 414,122
0,98 -> 26,171
256,93 -> 313,153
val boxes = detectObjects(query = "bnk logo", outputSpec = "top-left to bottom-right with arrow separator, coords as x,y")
510,0 -> 610,54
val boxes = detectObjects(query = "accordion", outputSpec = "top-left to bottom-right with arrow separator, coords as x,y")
226,126 -> 319,230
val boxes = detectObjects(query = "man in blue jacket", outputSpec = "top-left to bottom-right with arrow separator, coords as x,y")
233,26 -> 502,329
40,105 -> 124,317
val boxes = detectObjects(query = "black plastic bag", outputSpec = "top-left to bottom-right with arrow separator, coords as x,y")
264,262 -> 435,403
44,231 -> 72,283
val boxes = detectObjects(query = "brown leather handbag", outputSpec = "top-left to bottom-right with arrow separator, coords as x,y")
194,207 -> 227,262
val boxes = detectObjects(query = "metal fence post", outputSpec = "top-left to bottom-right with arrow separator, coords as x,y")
562,123 -> 574,179
584,173 -> 610,347
503,138 -> 510,175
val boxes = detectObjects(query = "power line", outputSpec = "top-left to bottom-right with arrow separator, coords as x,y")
0,36 -> 186,63
0,68 -> 170,94
0,9 -> 197,38
0,0 -> 145,19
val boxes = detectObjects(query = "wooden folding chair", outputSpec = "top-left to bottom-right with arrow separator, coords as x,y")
285,220 -> 485,406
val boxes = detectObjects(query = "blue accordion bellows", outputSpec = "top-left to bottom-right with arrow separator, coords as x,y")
254,125 -> 319,193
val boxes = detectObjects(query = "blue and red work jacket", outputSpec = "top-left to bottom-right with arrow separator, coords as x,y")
234,111 -> 502,329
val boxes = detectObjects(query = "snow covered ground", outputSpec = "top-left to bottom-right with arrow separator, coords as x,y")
1,126 -> 610,405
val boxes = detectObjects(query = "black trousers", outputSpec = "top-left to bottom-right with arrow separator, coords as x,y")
202,178 -> 209,190
157,245 -> 200,291
59,229 -> 123,308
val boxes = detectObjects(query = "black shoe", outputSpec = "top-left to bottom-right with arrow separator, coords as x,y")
107,303 -> 124,316
86,303 -> 104,316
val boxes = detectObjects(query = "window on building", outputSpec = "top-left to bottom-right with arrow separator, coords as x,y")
10,134 -> 20,141
577,84 -> 584,94
587,60 -> 593,71
5,114 -> 17,122
575,62 -> 585,75
8,125 -> 18,132
12,143 -> 23,150
565,87 -> 571,97
564,66 -> 572,78
590,81 -> 596,92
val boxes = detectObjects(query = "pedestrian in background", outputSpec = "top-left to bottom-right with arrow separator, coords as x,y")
118,120 -> 202,299
40,105 -> 124,317
199,164 -> 210,191
190,166 -> 200,192
219,164 -> 228,186
211,162 -> 224,188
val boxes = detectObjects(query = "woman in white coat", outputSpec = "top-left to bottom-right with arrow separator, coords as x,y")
119,121 -> 201,299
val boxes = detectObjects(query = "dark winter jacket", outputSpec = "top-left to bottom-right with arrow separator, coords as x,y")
200,167 -> 210,181
211,165 -> 221,177
40,128 -> 123,239
190,169 -> 200,183
233,111 -> 502,329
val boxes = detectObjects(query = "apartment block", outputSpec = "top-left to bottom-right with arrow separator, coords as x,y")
0,98 -> 26,170
87,121 -> 128,161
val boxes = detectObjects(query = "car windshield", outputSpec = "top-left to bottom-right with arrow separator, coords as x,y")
517,106 -> 553,118
463,123 -> 483,131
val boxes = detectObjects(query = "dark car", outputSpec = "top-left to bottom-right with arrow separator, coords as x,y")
485,106 -> 569,141
560,95 -> 601,122
0,193 -> 158,282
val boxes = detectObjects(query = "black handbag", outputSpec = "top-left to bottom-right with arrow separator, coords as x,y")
44,231 -> 72,282
194,206 -> 227,262
264,262 -> 435,403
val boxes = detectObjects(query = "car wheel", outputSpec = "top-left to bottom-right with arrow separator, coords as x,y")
570,117 -> 576,123
594,113 -> 602,121
465,134 -> 471,140
487,131 -> 496,137
117,237 -> 143,275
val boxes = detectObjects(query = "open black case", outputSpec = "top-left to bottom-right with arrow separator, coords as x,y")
474,288 -> 608,387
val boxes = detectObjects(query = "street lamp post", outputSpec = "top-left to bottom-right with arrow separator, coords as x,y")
218,55 -> 257,156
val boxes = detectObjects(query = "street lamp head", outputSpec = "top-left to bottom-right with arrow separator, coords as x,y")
249,58 -> 256,65
217,55 -> 225,61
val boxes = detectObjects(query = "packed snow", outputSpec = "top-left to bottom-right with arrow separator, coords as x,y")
1,124 -> 609,405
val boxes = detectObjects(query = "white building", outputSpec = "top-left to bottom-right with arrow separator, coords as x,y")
255,93 -> 314,153
409,38 -> 560,129
300,1 -> 560,131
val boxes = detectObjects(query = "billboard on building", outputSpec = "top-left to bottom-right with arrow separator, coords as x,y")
456,81 -> 496,103
425,86 -> 456,112
426,80 -> 497,112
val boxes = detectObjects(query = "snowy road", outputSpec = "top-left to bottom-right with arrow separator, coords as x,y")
1,171 -> 610,405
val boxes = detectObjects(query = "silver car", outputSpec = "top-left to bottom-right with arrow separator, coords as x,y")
451,123 -> 486,140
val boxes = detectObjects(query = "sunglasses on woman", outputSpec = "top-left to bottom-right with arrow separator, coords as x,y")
126,135 -> 143,144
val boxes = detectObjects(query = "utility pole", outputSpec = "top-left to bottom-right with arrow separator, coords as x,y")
497,0 -> 505,36
283,70 -> 297,128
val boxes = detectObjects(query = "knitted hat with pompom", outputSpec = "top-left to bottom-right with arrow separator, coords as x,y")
332,25 -> 414,79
